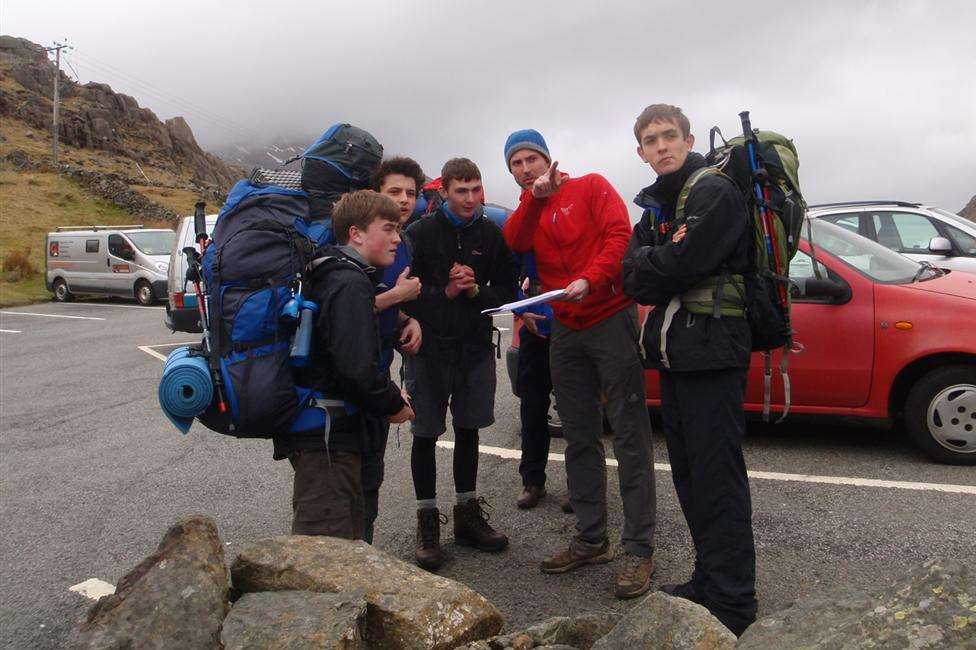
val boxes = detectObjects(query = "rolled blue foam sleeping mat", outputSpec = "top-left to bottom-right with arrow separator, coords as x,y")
158,346 -> 213,435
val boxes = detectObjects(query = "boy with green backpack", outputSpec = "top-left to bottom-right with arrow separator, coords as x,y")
622,104 -> 758,636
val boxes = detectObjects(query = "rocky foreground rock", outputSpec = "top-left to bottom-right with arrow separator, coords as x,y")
75,515 -> 976,649
232,535 -> 503,649
75,516 -> 228,649
738,558 -> 976,649
221,590 -> 368,649
592,592 -> 736,649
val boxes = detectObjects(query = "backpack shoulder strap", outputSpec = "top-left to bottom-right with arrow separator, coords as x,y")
308,255 -> 374,278
675,166 -> 735,221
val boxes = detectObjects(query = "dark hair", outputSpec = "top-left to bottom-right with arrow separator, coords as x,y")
440,157 -> 481,190
371,156 -> 426,194
332,190 -> 400,244
633,104 -> 691,141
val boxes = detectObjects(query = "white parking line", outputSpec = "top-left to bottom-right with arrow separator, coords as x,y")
69,302 -> 164,311
69,578 -> 116,600
138,346 -> 169,362
0,311 -> 105,321
436,441 -> 976,496
137,341 -> 199,362
0,329 -> 21,333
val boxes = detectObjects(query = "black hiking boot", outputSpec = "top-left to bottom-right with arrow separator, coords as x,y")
453,497 -> 509,552
659,580 -> 703,604
415,508 -> 446,571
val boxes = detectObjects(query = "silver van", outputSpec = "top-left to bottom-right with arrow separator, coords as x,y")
45,226 -> 176,305
164,214 -> 218,333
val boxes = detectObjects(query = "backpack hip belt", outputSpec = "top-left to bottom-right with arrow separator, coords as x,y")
680,271 -> 747,319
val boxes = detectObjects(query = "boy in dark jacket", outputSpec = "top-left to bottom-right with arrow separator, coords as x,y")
274,190 -> 414,540
622,104 -> 757,636
404,157 -> 518,570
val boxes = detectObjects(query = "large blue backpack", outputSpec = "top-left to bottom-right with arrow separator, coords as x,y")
192,122 -> 383,438
196,169 -> 336,438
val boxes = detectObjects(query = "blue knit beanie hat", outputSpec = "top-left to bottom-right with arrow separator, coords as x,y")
504,129 -> 551,170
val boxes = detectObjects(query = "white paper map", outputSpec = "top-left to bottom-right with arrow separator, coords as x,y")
481,289 -> 568,315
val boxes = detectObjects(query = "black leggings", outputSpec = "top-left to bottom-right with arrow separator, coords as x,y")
411,426 -> 479,501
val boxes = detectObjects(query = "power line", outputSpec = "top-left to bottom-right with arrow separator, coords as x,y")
66,53 -> 256,141
69,49 -> 257,136
64,48 -> 260,142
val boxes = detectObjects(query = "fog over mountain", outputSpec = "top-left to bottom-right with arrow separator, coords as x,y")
5,0 -> 974,215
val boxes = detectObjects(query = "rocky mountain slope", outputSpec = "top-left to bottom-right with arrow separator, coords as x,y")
0,35 -> 247,305
0,35 -> 242,194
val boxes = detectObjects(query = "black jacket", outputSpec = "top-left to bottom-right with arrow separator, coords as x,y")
622,153 -> 752,372
404,207 -> 518,362
274,245 -> 404,458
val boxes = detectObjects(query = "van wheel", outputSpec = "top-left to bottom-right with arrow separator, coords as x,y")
53,278 -> 74,302
135,280 -> 155,306
904,365 -> 976,465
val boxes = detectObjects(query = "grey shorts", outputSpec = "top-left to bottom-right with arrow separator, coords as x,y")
404,352 -> 496,437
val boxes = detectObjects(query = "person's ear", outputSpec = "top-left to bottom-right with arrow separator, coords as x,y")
686,133 -> 695,149
347,225 -> 363,245
637,144 -> 648,163
438,186 -> 448,200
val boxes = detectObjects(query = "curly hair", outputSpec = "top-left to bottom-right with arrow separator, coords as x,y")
371,156 -> 426,194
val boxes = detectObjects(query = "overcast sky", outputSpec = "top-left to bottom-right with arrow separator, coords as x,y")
5,0 -> 974,215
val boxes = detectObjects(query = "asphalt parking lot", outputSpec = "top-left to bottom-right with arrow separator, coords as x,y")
1,300 -> 974,649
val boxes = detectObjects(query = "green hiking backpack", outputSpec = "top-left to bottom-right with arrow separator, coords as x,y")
672,122 -> 807,420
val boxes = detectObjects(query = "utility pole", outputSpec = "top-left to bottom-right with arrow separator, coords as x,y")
45,41 -> 72,166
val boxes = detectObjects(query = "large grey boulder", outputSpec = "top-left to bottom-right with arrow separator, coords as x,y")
221,590 -> 368,649
591,592 -> 736,650
75,516 -> 229,650
232,535 -> 503,650
738,558 -> 976,649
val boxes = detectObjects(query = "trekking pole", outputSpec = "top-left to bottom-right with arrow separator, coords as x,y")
739,111 -> 789,309
190,201 -> 228,414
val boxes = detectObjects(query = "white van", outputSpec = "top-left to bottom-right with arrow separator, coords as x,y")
45,226 -> 176,305
164,214 -> 218,333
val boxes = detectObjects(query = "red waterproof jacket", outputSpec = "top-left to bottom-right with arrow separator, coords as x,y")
503,173 -> 633,330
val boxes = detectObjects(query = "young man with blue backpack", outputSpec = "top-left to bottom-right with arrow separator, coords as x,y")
195,123 -> 418,541
622,104 -> 758,635
279,190 -> 415,539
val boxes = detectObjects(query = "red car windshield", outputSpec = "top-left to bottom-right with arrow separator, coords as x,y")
806,219 -> 928,284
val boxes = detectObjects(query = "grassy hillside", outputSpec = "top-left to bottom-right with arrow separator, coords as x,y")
0,112 -> 229,306
0,170 -> 171,306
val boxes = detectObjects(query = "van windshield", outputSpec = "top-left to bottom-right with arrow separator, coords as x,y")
126,231 -> 176,255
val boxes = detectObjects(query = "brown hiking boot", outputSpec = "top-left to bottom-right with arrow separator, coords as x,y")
541,538 -> 614,574
415,508 -> 446,571
453,497 -> 509,552
615,553 -> 655,599
517,485 -> 546,509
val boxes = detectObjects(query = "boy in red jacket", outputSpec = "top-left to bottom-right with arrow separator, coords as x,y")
502,129 -> 657,599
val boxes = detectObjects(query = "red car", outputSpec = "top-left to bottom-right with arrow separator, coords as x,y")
509,219 -> 976,465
